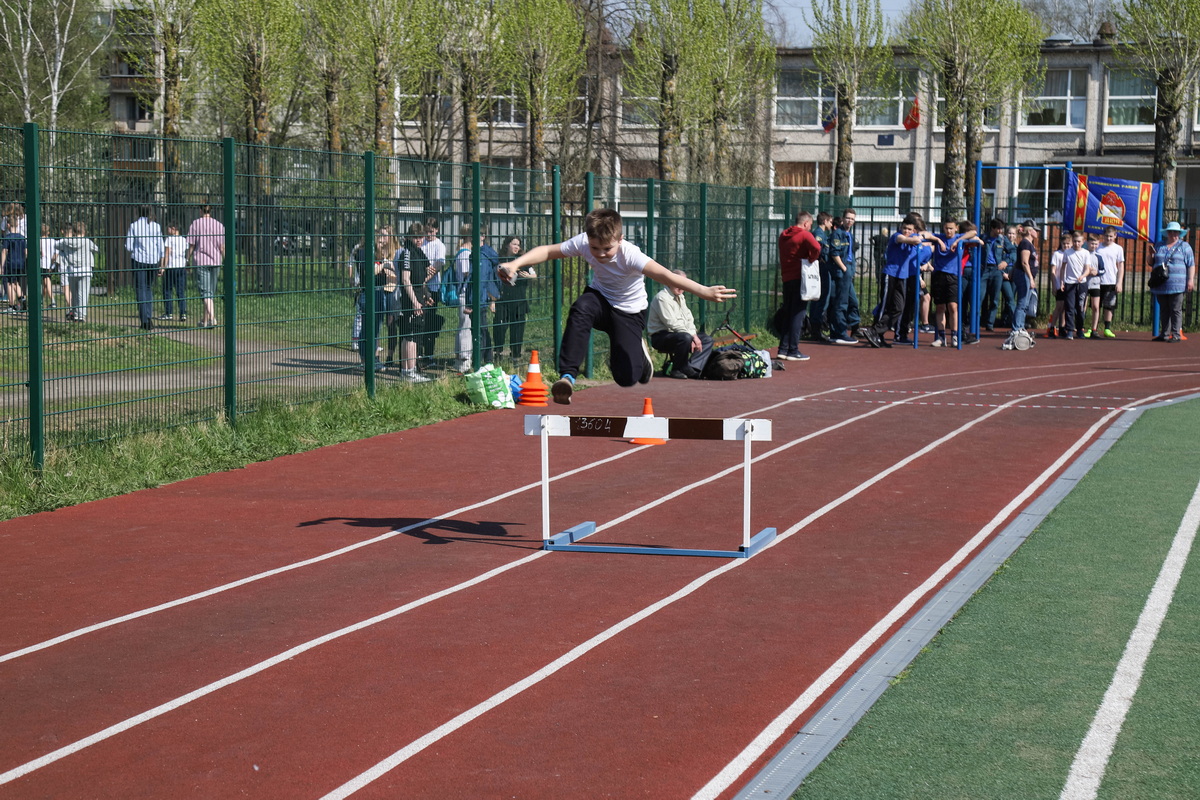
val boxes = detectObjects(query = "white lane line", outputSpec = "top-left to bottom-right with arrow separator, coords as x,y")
692,390 -> 1197,800
3,354 -> 1175,664
320,380 -> 1192,798
1059,475 -> 1200,800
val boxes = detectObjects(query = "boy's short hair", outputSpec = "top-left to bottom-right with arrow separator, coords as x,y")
901,213 -> 921,228
795,210 -> 813,225
424,217 -> 439,232
941,218 -> 959,228
584,208 -> 622,242
959,220 -> 976,233
1071,230 -> 1084,239
990,217 -> 1006,231
841,208 -> 856,217
1103,225 -> 1117,235
407,221 -> 425,238
816,211 -> 832,226
1086,233 -> 1099,242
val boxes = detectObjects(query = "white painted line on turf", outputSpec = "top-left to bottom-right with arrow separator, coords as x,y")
693,390 -> 1199,800
319,380 -> 1195,798
1059,475 -> 1200,800
2,355 -> 1174,665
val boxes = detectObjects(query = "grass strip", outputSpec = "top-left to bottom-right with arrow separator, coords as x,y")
793,399 -> 1200,800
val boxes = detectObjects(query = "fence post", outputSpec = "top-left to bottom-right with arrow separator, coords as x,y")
699,182 -> 709,331
470,161 -> 482,372
23,123 -> 44,469
582,171 -> 593,378
743,186 -> 754,332
646,178 -> 656,260
552,165 -> 563,357
363,150 -> 377,397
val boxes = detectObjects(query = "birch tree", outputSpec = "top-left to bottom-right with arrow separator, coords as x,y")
1113,0 -> 1200,211
810,0 -> 892,199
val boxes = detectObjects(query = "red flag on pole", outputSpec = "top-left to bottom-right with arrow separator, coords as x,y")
821,106 -> 838,133
903,96 -> 920,130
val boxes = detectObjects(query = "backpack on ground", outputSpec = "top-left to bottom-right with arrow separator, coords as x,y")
1002,329 -> 1035,351
701,343 -> 769,380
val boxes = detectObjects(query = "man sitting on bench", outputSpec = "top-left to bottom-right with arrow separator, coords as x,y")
648,269 -> 713,379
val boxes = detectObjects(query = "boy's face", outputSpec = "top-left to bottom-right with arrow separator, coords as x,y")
1087,239 -> 1098,252
900,223 -> 916,236
841,213 -> 855,230
1072,235 -> 1084,250
942,222 -> 958,236
587,235 -> 621,263
1105,231 -> 1118,244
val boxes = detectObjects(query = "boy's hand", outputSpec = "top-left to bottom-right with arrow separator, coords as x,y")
702,285 -> 736,303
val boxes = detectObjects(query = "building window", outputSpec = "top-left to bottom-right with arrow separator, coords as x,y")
1014,166 -> 1065,221
852,162 -> 913,214
570,77 -> 597,127
1106,69 -> 1155,128
775,69 -> 831,127
125,96 -> 153,122
774,161 -> 832,204
621,95 -> 657,127
857,70 -> 917,128
488,90 -> 526,126
1024,68 -> 1087,127
617,159 -> 656,213
481,157 -> 528,213
932,163 -> 997,216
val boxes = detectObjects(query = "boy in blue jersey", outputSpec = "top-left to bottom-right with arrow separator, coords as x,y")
930,219 -> 981,346
863,215 -> 946,348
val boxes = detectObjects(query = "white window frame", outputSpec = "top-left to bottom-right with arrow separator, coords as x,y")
1021,68 -> 1088,129
774,68 -> 832,129
772,161 -> 833,203
851,162 -> 914,215
856,69 -> 918,129
1013,164 -> 1067,224
1105,68 -> 1156,131
930,163 -> 997,217
481,157 -> 527,214
488,90 -> 526,127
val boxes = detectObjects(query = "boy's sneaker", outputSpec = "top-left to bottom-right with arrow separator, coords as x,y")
862,328 -> 883,348
950,334 -> 959,347
1082,329 -> 1092,339
639,338 -> 654,384
1104,328 -> 1116,339
1045,327 -> 1056,338
551,377 -> 574,405
402,369 -> 431,383
931,336 -> 944,347
833,335 -> 858,345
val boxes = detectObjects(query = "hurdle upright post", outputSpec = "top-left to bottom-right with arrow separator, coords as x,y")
540,415 -> 551,544
742,419 -> 753,551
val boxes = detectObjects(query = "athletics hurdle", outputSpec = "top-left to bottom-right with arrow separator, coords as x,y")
525,412 -> 776,558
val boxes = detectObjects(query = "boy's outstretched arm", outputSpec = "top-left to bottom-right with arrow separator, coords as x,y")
497,243 -> 565,284
643,261 -> 736,303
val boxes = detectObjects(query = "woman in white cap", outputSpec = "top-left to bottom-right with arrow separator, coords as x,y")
1150,221 -> 1196,342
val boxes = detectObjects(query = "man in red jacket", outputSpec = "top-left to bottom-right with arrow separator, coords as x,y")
777,210 -> 822,361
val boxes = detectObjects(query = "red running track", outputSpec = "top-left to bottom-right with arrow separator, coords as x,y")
2,335 -> 1199,799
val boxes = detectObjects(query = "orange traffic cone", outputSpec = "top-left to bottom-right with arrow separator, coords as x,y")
518,350 -> 549,407
629,397 -> 666,445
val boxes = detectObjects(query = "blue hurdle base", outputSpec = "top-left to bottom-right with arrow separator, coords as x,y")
544,521 -> 777,559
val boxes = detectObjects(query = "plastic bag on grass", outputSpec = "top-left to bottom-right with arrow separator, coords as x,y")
465,364 -> 515,409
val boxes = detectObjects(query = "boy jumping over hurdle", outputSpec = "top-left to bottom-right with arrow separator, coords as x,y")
497,208 -> 736,404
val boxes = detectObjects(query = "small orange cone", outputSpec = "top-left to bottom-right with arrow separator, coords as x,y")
518,350 -> 548,407
629,397 -> 666,445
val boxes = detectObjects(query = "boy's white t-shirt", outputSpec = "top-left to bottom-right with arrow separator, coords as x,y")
1050,249 -> 1067,291
1095,242 -> 1124,287
559,232 -> 652,313
164,235 -> 188,269
1062,247 -> 1092,285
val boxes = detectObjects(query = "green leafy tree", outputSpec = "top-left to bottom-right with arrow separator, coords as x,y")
1113,0 -> 1200,211
497,0 -> 587,173
810,0 -> 892,199
903,0 -> 1044,217
436,0 -> 505,164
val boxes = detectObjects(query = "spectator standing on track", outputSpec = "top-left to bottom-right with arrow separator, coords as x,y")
478,231 -> 502,364
896,212 -> 932,343
862,214 -> 946,349
1150,221 -> 1196,343
982,219 -> 1015,332
930,219 -> 979,347
127,206 -> 164,330
493,235 -> 535,361
57,220 -> 99,322
776,209 -> 820,361
497,207 -> 735,405
159,222 -> 189,322
1011,223 -> 1039,332
1082,233 -> 1104,338
186,205 -> 225,329
393,221 -> 432,382
1057,231 -> 1095,340
1046,233 -> 1071,338
451,225 -> 474,372
825,209 -> 862,346
418,218 -> 446,367
1093,226 -> 1125,339
648,269 -> 715,378
807,211 -> 835,343
1,212 -> 27,313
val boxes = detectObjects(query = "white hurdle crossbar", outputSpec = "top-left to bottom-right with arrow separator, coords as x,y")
524,414 -> 776,558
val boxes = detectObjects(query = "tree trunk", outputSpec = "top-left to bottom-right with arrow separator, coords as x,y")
657,53 -> 680,182
462,67 -> 480,164
527,54 -> 545,174
964,98 -> 983,221
940,59 -> 967,219
373,43 -> 392,156
833,85 -> 854,200
1153,68 -> 1183,215
324,61 -> 342,153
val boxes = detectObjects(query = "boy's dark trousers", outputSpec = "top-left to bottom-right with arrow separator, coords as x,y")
559,287 -> 649,386
1063,282 -> 1086,334
869,273 -> 907,338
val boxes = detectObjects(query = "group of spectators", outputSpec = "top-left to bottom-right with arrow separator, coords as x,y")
777,207 -> 1196,356
350,217 -> 537,382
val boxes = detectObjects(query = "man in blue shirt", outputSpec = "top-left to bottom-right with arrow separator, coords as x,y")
863,214 -> 946,348
825,209 -> 862,345
982,218 -> 1016,331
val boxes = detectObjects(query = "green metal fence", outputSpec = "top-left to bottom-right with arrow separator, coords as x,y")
3,123 -> 1198,468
